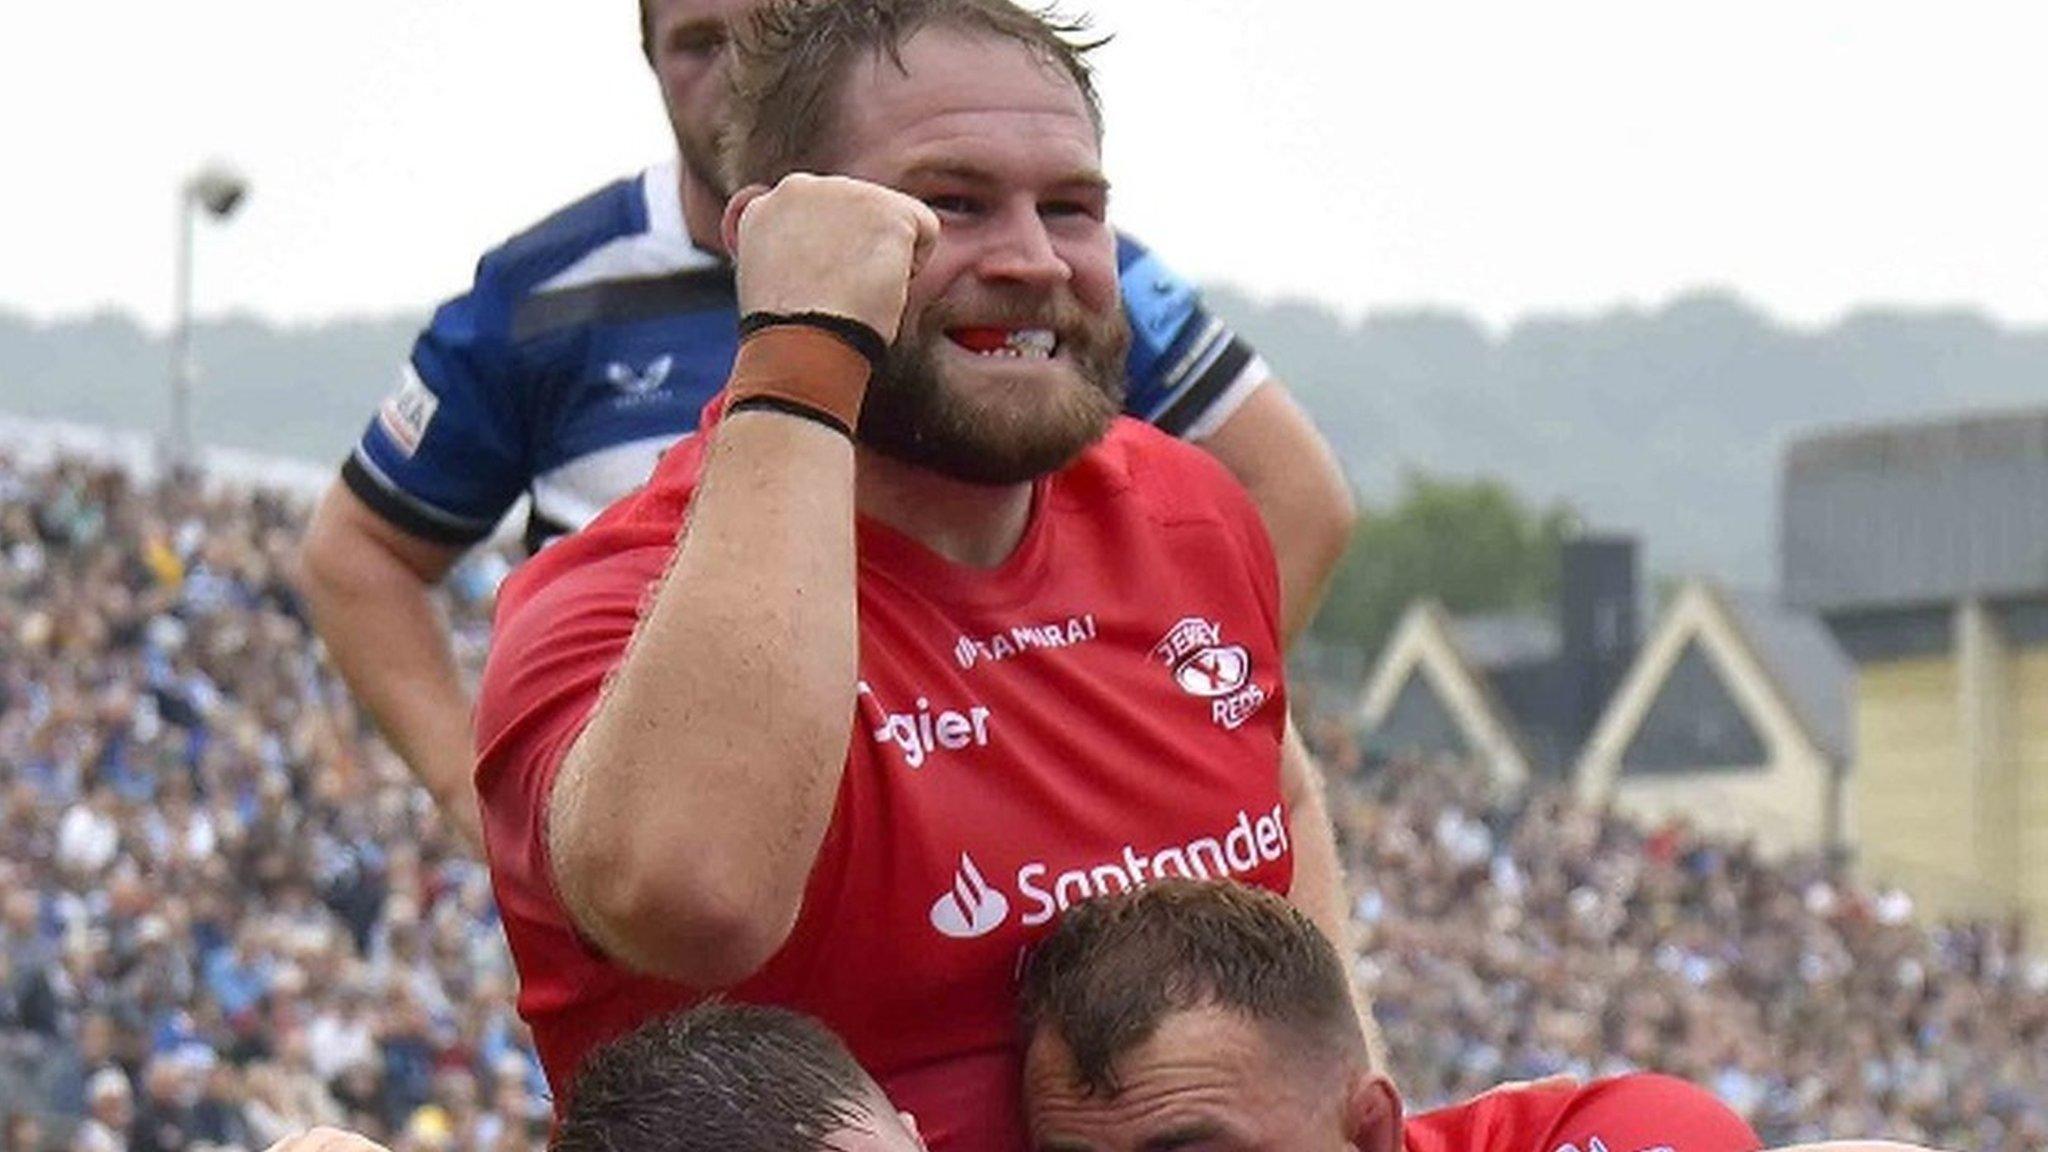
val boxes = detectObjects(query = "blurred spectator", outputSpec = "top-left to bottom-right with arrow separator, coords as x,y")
70,1069 -> 129,1152
129,1056 -> 197,1152
4,1110 -> 46,1152
188,1061 -> 251,1150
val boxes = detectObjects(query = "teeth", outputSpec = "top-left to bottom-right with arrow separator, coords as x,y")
1008,329 -> 1056,354
972,328 -> 1057,359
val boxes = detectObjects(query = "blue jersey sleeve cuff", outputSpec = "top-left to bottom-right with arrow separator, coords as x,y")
341,453 -> 498,547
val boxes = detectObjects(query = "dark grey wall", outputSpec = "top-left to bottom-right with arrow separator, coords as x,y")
1784,409 -> 2048,613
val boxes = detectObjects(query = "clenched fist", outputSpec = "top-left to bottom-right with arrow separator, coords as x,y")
720,174 -> 941,344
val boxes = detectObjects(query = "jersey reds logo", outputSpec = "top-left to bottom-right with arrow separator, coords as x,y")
1152,617 -> 1270,730
929,853 -> 1009,939
1173,644 -> 1249,698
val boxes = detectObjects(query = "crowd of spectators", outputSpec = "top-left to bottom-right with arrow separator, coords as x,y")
1311,729 -> 2048,1151
0,452 -> 542,1152
0,450 -> 2043,1152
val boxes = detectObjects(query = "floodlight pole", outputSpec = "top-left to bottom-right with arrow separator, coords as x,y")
169,191 -> 198,469
167,164 -> 247,471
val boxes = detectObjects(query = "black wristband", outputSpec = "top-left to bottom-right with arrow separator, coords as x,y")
738,310 -> 889,375
727,394 -> 854,440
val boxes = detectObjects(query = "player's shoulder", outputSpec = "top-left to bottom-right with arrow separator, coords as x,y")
1557,1072 -> 1747,1117
475,170 -> 653,292
1407,1074 -> 1760,1152
1113,228 -> 1163,270
1111,229 -> 1196,322
467,162 -> 718,306
1404,1079 -> 1581,1152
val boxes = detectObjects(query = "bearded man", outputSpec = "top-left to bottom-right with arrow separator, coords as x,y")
469,3 -> 1354,1150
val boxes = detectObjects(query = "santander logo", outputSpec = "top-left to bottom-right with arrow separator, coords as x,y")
929,853 -> 1010,939
928,806 -> 1292,942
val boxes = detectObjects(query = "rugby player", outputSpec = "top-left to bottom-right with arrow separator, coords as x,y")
554,1001 -> 930,1152
469,2 -> 1355,1149
1019,880 -> 1949,1152
293,0 -> 1355,852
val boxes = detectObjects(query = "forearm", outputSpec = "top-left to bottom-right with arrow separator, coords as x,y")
313,579 -> 480,842
1197,380 -> 1356,645
1279,719 -> 1385,1064
1263,470 -> 1354,645
297,493 -> 482,850
1280,720 -> 1348,948
551,397 -> 859,984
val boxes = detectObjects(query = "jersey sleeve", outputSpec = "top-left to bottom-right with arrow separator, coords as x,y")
1546,1073 -> 1763,1152
1115,233 -> 1271,442
472,542 -> 666,946
341,264 -> 533,546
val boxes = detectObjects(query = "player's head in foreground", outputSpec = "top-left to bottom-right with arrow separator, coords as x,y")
551,1000 -> 928,1152
1018,879 -> 1402,1152
720,0 -> 1131,485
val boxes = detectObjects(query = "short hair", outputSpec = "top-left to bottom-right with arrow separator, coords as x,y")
552,1002 -> 880,1152
1018,880 -> 1370,1097
722,0 -> 1106,189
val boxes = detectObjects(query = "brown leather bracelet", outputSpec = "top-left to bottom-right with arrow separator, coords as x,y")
737,311 -> 888,374
724,324 -> 873,434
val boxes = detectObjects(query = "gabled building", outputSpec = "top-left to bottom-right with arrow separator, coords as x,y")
1356,601 -> 1540,789
1574,582 -> 1852,857
1357,537 -> 1640,788
1783,406 -> 2048,926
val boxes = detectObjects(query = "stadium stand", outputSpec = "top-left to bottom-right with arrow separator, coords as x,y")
1,448 -> 2042,1151
0,449 -> 543,1152
1333,750 -> 2048,1149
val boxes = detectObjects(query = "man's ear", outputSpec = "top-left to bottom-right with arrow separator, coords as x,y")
720,183 -> 773,260
1343,1070 -> 1402,1152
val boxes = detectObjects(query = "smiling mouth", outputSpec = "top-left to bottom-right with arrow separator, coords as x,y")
945,326 -> 1059,360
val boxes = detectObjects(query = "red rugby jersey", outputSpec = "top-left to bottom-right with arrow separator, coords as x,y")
474,413 -> 1291,1152
1405,1073 -> 1763,1152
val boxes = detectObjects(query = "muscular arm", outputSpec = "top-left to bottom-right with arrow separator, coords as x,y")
1197,379 -> 1355,645
296,483 -> 483,851
543,175 -> 935,987
548,401 -> 859,985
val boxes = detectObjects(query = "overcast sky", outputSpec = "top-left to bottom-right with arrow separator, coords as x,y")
5,1 -> 2043,333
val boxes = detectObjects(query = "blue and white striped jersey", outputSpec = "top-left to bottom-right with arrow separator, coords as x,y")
345,162 -> 1269,550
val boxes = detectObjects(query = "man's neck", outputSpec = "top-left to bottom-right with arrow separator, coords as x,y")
855,451 -> 1035,570
677,162 -> 727,256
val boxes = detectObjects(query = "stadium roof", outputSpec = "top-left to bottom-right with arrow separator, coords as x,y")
1783,406 -> 2048,613
1722,590 -> 1855,764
